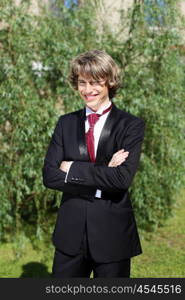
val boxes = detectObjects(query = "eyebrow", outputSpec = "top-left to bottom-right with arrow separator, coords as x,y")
78,79 -> 102,82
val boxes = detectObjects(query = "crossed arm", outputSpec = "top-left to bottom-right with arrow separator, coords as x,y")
42,116 -> 145,193
60,149 -> 129,173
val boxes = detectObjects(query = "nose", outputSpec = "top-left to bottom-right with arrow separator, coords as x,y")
84,82 -> 93,94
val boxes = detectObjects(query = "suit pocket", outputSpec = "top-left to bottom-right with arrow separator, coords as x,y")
98,199 -> 133,214
110,205 -> 133,214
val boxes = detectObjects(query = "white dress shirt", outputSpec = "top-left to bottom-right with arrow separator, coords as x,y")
85,101 -> 112,198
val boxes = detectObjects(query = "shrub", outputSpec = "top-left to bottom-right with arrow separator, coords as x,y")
0,0 -> 184,242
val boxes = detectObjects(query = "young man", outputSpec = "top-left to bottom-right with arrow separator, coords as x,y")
42,50 -> 145,278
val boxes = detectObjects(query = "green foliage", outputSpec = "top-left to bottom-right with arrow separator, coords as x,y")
0,0 -> 185,242
0,0 -> 99,240
100,0 -> 185,230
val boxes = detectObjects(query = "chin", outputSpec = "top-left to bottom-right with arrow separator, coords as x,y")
85,99 -> 98,106
87,102 -> 99,111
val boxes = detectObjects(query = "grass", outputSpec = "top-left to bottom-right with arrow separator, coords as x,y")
0,191 -> 185,278
0,238 -> 54,278
132,190 -> 185,277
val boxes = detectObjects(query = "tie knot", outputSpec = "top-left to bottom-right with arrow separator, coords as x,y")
87,113 -> 100,128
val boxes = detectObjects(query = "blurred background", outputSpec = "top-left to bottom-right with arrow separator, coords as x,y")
0,0 -> 185,277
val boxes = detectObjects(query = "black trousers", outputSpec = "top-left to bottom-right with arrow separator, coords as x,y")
52,225 -> 131,278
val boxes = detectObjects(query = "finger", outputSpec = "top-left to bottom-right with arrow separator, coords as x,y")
114,152 -> 129,159
120,152 -> 129,157
109,151 -> 129,165
109,158 -> 126,167
115,158 -> 126,165
109,152 -> 129,166
112,161 -> 125,167
114,155 -> 129,165
113,149 -> 125,155
109,154 -> 128,165
113,150 -> 129,156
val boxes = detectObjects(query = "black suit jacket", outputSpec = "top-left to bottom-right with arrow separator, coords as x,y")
42,103 -> 145,262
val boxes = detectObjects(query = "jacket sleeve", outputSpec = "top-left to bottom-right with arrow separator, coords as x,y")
66,118 -> 145,193
42,117 -> 69,192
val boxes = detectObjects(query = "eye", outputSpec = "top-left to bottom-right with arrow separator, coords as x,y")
78,80 -> 86,85
91,81 -> 100,86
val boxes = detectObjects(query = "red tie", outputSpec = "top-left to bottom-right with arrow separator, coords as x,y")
86,104 -> 112,162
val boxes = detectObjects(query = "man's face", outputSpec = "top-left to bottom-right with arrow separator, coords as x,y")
77,75 -> 110,111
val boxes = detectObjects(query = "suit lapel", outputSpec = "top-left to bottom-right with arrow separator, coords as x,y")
96,103 -> 121,163
77,108 -> 90,161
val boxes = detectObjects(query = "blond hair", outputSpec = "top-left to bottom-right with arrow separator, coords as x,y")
69,50 -> 120,99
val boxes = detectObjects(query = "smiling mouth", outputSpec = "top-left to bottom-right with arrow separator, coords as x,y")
84,94 -> 98,100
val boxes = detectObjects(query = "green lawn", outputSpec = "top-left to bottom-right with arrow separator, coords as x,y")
0,191 -> 185,278
132,191 -> 185,277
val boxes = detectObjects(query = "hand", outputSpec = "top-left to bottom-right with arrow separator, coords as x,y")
59,161 -> 73,173
108,149 -> 129,167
